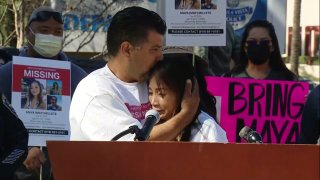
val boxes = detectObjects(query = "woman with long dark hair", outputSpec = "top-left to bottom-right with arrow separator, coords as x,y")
23,80 -> 46,110
50,81 -> 60,95
148,53 -> 228,142
224,19 -> 297,81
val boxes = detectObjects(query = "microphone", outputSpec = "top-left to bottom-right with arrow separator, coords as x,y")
134,109 -> 160,141
239,126 -> 263,143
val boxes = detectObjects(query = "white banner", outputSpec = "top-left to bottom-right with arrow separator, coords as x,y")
164,0 -> 226,46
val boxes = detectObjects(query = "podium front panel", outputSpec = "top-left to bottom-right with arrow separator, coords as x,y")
47,141 -> 319,180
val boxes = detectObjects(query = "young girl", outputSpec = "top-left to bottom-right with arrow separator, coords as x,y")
148,53 -> 228,142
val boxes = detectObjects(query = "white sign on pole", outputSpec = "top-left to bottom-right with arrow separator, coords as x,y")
165,0 -> 226,46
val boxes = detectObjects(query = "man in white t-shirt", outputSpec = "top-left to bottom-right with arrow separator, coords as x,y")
70,6 -> 200,141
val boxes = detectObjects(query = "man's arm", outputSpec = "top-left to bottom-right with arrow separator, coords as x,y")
149,79 -> 200,141
70,93 -> 143,141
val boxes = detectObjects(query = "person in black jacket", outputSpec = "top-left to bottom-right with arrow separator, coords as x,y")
0,93 -> 29,180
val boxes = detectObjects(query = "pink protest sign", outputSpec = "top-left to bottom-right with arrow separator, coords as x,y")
205,77 -> 309,144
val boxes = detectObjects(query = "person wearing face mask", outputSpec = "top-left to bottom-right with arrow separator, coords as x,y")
224,20 -> 297,81
0,6 -> 87,180
0,6 -> 87,101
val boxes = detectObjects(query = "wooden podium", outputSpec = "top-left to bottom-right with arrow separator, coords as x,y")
47,141 -> 319,180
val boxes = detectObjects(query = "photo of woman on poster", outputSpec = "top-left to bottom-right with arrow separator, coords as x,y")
48,81 -> 62,95
175,0 -> 200,10
22,79 -> 46,110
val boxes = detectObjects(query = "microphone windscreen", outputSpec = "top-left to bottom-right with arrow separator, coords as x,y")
239,126 -> 251,138
145,109 -> 160,124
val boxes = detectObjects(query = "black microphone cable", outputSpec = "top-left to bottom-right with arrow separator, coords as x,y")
111,125 -> 140,141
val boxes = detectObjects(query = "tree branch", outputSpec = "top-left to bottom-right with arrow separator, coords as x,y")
63,1 -> 116,48
0,4 -> 8,23
3,30 -> 16,46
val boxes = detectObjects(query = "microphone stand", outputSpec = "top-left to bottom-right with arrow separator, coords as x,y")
111,125 -> 140,141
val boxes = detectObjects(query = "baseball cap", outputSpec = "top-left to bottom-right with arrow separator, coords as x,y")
28,6 -> 63,26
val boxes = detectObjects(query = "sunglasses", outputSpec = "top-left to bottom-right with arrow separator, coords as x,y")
28,11 -> 63,25
246,39 -> 271,46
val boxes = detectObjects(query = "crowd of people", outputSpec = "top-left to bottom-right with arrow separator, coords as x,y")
0,5 -> 319,180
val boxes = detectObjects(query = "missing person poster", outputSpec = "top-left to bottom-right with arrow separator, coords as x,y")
206,77 -> 309,144
165,0 -> 226,46
11,56 -> 71,146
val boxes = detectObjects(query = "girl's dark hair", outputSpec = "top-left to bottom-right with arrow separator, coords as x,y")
52,82 -> 59,89
148,53 -> 217,141
228,19 -> 296,80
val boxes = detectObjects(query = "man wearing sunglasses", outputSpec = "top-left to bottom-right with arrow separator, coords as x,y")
0,6 -> 87,180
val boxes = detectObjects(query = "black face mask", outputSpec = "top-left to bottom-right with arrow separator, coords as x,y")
246,44 -> 271,65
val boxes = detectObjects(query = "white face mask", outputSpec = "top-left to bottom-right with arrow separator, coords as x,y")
28,28 -> 63,58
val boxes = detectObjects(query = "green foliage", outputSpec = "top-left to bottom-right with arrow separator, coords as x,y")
284,56 -> 320,65
0,0 -> 51,47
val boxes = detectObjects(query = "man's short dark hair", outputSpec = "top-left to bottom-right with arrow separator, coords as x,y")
50,96 -> 57,101
107,6 -> 166,56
